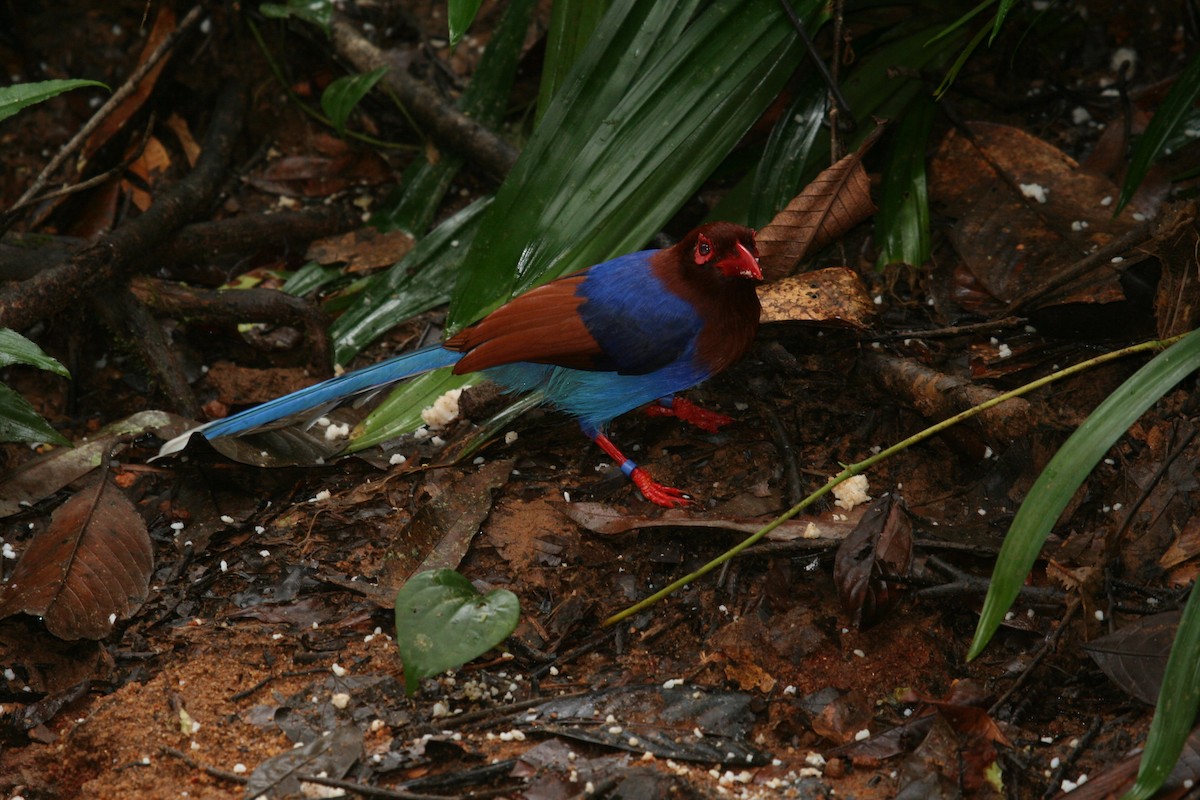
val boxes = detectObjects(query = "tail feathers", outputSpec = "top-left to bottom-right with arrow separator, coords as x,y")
155,346 -> 462,457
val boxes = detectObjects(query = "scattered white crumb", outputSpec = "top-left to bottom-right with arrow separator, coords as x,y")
854,729 -> 871,741
1071,106 -> 1091,124
389,453 -> 407,466
421,387 -> 467,429
1110,47 -> 1137,75
1019,183 -> 1048,203
832,475 -> 870,510
324,422 -> 350,441
330,692 -> 350,709
504,431 -> 519,445
233,763 -> 247,774
331,663 -> 347,677
1100,195 -> 1113,206
220,515 -> 234,524
310,489 -> 331,503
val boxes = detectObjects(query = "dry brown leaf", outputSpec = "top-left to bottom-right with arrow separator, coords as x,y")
755,126 -> 883,281
81,6 -> 178,164
0,476 -> 152,640
929,122 -> 1144,311
306,227 -> 417,274
756,267 -> 877,328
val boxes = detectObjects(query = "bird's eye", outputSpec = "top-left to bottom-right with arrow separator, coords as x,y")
695,234 -> 713,263
699,241 -> 711,255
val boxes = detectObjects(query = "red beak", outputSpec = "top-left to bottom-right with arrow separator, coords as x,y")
724,241 -> 762,281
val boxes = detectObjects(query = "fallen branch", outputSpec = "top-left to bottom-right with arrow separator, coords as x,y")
0,82 -> 246,331
330,14 -> 519,181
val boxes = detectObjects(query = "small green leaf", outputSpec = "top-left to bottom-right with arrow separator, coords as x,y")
0,79 -> 108,123
448,0 -> 485,46
0,383 -> 69,446
1117,50 -> 1200,212
1123,583 -> 1200,799
259,0 -> 332,34
0,329 -> 69,376
970,329 -> 1200,660
394,569 -> 519,695
321,67 -> 388,137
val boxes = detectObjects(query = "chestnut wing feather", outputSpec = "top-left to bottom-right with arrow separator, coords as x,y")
446,276 -> 604,373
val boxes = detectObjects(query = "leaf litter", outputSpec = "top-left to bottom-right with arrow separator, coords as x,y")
2,2 -> 1200,798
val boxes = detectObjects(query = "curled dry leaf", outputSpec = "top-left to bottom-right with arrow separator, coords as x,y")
0,477 -> 153,640
755,126 -> 883,281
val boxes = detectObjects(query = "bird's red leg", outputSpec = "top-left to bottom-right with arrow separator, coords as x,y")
586,429 -> 692,508
643,396 -> 734,434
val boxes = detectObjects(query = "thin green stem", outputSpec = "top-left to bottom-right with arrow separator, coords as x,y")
603,334 -> 1186,627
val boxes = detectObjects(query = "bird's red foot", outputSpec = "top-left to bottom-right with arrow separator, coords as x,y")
630,467 -> 693,508
644,397 -> 734,433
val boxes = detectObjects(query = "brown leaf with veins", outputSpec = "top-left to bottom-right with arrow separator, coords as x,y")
755,125 -> 883,281
833,494 -> 913,628
0,476 -> 153,640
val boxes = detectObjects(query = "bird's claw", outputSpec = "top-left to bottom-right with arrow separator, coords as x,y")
630,467 -> 693,508
644,397 -> 734,434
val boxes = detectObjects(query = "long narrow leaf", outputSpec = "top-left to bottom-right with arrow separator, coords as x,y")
1123,583 -> 1200,799
446,0 -> 816,332
0,383 -> 70,446
535,0 -> 610,125
1117,50 -> 1200,212
0,79 -> 107,123
330,199 -> 490,365
372,0 -> 533,236
969,329 -> 1200,660
0,329 -> 69,375
875,93 -> 935,268
447,0 -> 485,46
749,78 -> 828,228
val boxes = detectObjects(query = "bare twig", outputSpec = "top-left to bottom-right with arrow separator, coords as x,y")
8,5 -> 206,215
0,81 -> 245,331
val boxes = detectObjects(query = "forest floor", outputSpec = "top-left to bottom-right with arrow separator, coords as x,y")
1,2 -> 1198,799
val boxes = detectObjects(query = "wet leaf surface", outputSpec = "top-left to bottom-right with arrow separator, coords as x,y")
0,474 -> 151,640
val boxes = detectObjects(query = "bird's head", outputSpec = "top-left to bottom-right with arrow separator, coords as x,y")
686,222 -> 762,282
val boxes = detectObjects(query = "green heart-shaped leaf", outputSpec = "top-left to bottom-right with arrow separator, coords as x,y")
394,569 -> 519,695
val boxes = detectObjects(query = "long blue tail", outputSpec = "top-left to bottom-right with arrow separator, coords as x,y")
158,346 -> 462,456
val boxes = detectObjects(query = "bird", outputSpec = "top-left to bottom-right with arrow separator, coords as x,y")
158,221 -> 763,507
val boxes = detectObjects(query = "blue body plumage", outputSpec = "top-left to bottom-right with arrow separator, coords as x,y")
160,222 -> 763,507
